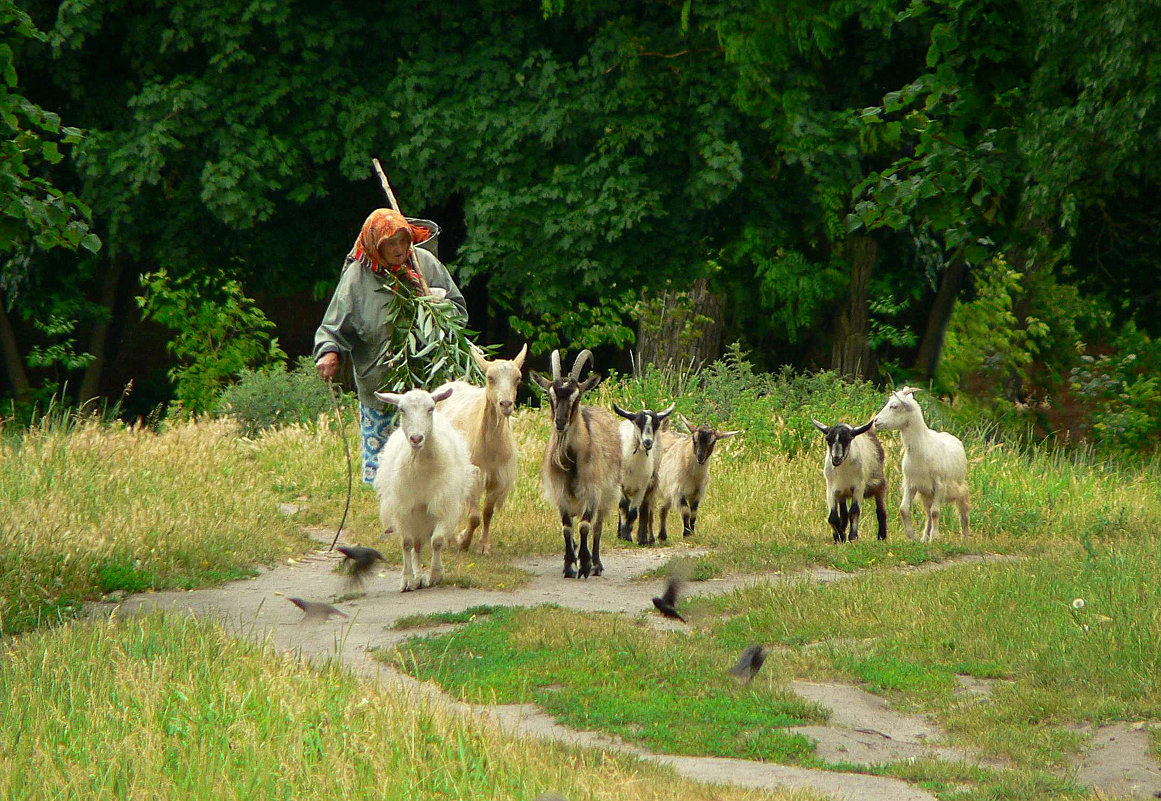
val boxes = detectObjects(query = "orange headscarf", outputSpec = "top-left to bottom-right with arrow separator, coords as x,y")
352,209 -> 431,289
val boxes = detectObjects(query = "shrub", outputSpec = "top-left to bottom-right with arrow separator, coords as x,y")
215,356 -> 344,437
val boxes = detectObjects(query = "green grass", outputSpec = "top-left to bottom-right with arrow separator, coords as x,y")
393,605 -> 503,629
388,605 -> 826,763
0,613 -> 806,801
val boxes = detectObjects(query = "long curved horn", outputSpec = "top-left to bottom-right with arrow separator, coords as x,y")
550,349 -> 562,380
569,349 -> 594,382
658,403 -> 677,419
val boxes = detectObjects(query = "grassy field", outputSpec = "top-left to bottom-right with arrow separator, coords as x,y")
0,613 -> 813,801
3,371 -> 1159,800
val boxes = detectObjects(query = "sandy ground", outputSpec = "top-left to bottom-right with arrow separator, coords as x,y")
96,531 -> 1160,800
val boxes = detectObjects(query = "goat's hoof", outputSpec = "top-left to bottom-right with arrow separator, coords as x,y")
480,543 -> 492,555
578,564 -> 591,579
426,573 -> 441,587
401,581 -> 413,593
591,563 -> 603,576
563,565 -> 577,579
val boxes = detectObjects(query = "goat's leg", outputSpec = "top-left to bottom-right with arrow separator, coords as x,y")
429,524 -> 453,587
479,498 -> 495,555
837,498 -> 850,543
849,497 -> 863,542
577,508 -> 594,579
689,498 -> 701,536
457,497 -> 482,552
957,494 -> 971,539
827,491 -> 843,543
561,511 -> 577,578
400,535 -> 416,592
658,501 -> 670,541
637,496 -> 653,545
873,486 -> 888,540
680,496 -> 693,537
618,496 -> 633,541
591,512 -> 605,576
925,483 -> 944,542
899,477 -> 918,541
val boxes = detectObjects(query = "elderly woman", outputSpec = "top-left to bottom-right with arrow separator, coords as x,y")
314,208 -> 467,484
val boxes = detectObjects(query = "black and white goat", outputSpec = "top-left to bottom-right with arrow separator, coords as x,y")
530,350 -> 622,578
614,403 -> 675,545
655,416 -> 739,540
811,419 -> 888,543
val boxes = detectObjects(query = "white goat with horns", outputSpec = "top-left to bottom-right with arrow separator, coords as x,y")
434,343 -> 528,554
530,349 -> 622,579
873,386 -> 970,542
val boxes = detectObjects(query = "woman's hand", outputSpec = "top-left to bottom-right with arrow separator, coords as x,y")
316,352 -> 340,381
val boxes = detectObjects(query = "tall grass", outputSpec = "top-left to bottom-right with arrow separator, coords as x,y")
0,417 -> 311,635
0,614 -> 810,801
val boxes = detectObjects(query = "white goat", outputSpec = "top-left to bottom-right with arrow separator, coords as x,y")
811,419 -> 888,543
530,349 -> 621,579
373,387 -> 479,591
655,416 -> 739,540
872,386 -> 970,542
614,403 -> 675,545
435,343 -> 528,554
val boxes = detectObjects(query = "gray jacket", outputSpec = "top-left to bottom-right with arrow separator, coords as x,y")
313,247 -> 467,411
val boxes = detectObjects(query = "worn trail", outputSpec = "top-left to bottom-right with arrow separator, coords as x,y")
100,540 -> 1157,800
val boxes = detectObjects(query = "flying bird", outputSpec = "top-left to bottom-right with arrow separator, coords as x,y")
728,645 -> 767,684
336,544 -> 385,584
651,575 -> 686,622
287,597 -> 348,623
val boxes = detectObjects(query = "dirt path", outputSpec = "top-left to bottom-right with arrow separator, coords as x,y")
99,539 -> 1158,800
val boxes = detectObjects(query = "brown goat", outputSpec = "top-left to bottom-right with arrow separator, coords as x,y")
655,416 -> 739,540
530,349 -> 622,578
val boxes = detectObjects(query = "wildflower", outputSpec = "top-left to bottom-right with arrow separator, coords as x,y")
1072,598 -> 1085,609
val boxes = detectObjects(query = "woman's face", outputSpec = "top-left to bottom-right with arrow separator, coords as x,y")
378,231 -> 412,266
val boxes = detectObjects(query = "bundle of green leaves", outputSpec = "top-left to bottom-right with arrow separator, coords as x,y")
375,271 -> 486,392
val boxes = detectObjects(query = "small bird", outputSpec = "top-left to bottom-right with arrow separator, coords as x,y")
287,597 -> 348,623
728,645 -> 767,684
335,544 -> 385,584
651,575 -> 686,622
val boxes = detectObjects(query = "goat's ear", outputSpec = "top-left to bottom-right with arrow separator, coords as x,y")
851,420 -> 874,437
811,418 -> 829,435
578,373 -> 602,392
612,402 -> 635,421
470,344 -> 490,373
374,391 -> 402,407
715,429 -> 741,441
658,403 -> 677,420
529,371 -> 551,391
512,342 -> 529,371
430,386 -> 454,404
678,414 -> 694,434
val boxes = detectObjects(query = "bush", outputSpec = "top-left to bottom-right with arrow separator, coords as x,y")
215,356 -> 343,436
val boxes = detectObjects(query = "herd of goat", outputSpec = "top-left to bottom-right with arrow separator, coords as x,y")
369,347 -> 971,591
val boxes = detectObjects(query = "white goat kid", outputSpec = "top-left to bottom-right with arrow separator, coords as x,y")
435,343 -> 528,554
655,416 -> 739,540
873,386 -> 970,542
373,387 -> 479,591
614,403 -> 675,545
811,419 -> 888,543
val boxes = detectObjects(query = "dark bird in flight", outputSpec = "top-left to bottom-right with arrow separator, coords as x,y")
287,597 -> 348,623
728,645 -> 767,684
651,575 -> 686,622
336,544 -> 385,584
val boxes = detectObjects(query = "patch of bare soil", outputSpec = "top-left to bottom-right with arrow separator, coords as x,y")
1073,723 -> 1161,799
93,542 -> 1155,801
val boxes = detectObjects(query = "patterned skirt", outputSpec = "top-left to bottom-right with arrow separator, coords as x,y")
359,403 -> 397,485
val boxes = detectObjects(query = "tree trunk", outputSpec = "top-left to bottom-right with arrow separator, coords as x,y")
914,257 -> 969,381
0,299 -> 32,404
633,279 -> 725,373
829,235 -> 879,379
79,255 -> 127,402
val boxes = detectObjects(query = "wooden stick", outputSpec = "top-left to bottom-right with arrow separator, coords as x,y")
372,158 -> 432,295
